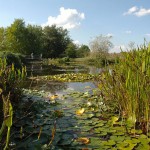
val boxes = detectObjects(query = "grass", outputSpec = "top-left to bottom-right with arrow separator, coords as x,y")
99,44 -> 150,134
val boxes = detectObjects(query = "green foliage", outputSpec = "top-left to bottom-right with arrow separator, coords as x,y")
0,19 -> 72,58
2,94 -> 13,150
76,45 -> 90,58
58,57 -> 70,63
6,19 -> 29,54
0,58 -> 26,149
26,25 -> 43,55
42,25 -> 71,58
99,45 -> 150,133
65,42 -> 77,58
0,27 -> 7,51
0,51 -> 25,68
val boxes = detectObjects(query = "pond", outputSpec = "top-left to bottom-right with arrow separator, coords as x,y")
11,62 -> 150,150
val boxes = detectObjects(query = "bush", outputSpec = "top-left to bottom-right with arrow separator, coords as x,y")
0,51 -> 25,68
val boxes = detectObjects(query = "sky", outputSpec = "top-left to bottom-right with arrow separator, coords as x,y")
0,0 -> 150,53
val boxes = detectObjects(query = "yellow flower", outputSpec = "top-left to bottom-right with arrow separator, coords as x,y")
76,108 -> 85,115
77,137 -> 90,144
49,95 -> 58,100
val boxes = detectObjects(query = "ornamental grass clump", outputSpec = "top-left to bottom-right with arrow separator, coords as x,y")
99,44 -> 150,134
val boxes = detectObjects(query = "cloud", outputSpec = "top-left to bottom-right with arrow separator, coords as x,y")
123,6 -> 138,15
123,6 -> 150,17
125,30 -> 132,34
135,8 -> 150,17
110,45 -> 126,53
42,7 -> 85,29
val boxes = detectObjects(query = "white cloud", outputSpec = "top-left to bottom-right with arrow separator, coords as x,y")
42,7 -> 85,29
110,45 -> 126,53
125,30 -> 132,34
135,8 -> 150,17
123,6 -> 138,15
123,6 -> 150,17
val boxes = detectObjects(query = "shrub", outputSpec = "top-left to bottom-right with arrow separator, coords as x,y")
0,51 -> 25,68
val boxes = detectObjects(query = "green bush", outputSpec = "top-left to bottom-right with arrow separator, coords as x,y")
0,51 -> 25,68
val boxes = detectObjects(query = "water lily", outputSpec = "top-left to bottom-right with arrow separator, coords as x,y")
76,108 -> 85,115
77,137 -> 90,144
49,95 -> 58,100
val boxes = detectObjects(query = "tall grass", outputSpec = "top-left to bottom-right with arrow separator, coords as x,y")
0,58 -> 26,149
99,45 -> 150,133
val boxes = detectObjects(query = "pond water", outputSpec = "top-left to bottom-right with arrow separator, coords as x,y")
25,62 -> 100,97
11,62 -> 105,149
26,61 -> 102,76
11,62 -> 149,150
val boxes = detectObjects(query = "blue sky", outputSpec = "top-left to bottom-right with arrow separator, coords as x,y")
0,0 -> 150,52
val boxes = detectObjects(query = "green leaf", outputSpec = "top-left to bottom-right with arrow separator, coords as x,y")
5,101 -> 13,127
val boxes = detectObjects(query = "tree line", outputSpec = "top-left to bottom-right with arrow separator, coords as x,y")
0,19 -> 90,58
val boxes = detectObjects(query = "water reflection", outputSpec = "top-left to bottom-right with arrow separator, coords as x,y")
25,62 -> 100,96
26,63 -> 101,76
24,80 -> 68,95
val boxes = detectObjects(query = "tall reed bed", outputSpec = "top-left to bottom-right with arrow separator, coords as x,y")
99,45 -> 150,134
0,58 -> 26,149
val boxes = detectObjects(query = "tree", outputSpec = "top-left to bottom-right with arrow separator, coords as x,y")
76,45 -> 90,57
65,42 -> 77,58
89,34 -> 113,58
6,19 -> 29,54
26,25 -> 43,54
0,27 -> 7,51
42,25 -> 71,58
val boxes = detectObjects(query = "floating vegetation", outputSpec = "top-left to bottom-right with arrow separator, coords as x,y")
76,108 -> 85,116
10,87 -> 150,149
29,73 -> 96,82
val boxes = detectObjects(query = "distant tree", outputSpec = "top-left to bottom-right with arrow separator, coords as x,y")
42,25 -> 71,58
5,19 -> 29,54
26,25 -> 43,54
76,44 -> 90,57
89,34 -> 113,58
65,42 -> 77,58
0,27 -> 6,51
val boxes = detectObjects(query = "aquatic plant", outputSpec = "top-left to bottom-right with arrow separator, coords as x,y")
0,58 -> 26,149
29,73 -> 95,82
99,44 -> 150,134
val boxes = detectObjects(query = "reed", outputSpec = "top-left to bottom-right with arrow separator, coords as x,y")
99,44 -> 150,133
0,58 -> 26,149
